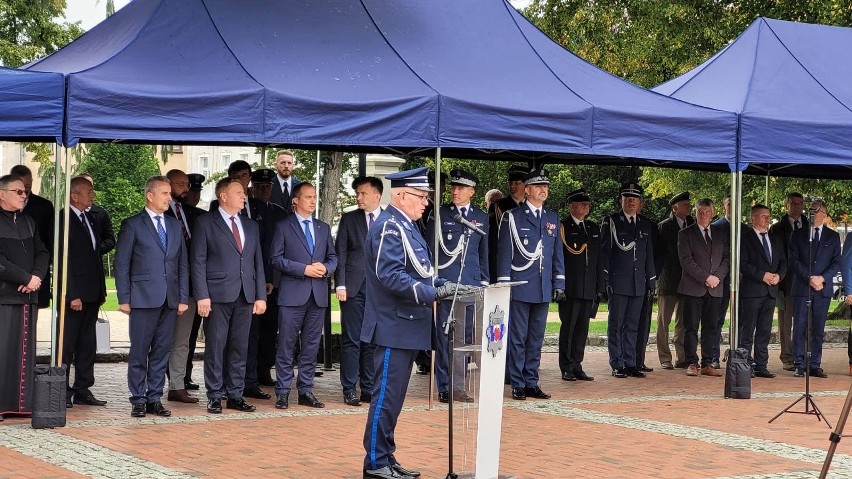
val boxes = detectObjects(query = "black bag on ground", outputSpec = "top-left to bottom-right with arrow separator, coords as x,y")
31,364 -> 67,429
724,348 -> 751,399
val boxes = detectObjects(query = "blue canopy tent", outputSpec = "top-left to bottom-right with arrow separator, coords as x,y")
0,67 -> 64,143
25,0 -> 736,170
655,17 -> 852,179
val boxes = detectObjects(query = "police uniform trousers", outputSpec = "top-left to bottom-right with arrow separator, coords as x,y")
62,301 -> 99,396
243,312 -> 263,390
792,295 -> 830,369
185,313 -> 203,384
508,300 -> 549,388
128,302 -> 177,404
434,300 -> 475,394
203,294 -> 252,401
557,298 -> 593,375
682,293 -> 720,367
712,277 -> 730,363
607,293 -> 643,370
636,294 -> 652,367
363,345 -> 417,470
777,293 -> 796,366
340,284 -> 375,396
275,292 -> 325,396
168,298 -> 197,391
738,295 -> 774,370
257,287 -> 280,382
656,293 -> 685,365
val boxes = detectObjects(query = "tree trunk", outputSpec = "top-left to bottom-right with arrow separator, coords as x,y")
318,151 -> 344,224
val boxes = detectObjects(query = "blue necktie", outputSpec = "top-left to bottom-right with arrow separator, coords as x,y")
303,219 -> 314,255
155,216 -> 167,250
760,232 -> 771,262
813,227 -> 820,244
368,212 -> 375,231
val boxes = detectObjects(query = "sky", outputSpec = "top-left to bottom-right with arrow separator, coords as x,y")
64,0 -> 132,31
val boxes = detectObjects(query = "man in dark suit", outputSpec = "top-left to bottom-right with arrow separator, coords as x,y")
269,182 -> 337,409
739,204 -> 787,378
600,183 -> 656,379
11,165 -> 54,310
769,192 -> 807,371
78,173 -> 116,256
558,189 -> 600,382
788,199 -> 840,378
114,176 -> 189,418
361,167 -> 462,479
655,191 -> 694,370
208,160 -> 265,221
710,196 -> 732,368
59,176 -> 107,407
183,173 -> 206,389
427,169 -> 489,403
335,176 -> 383,406
488,165 -> 527,284
192,178 -> 267,414
269,150 -> 301,211
163,169 -> 206,404
677,198 -> 729,378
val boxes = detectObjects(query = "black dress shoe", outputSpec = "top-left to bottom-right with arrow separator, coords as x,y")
511,387 -> 526,400
66,394 -> 74,409
275,393 -> 289,409
524,386 -> 551,399
74,392 -> 107,406
575,371 -> 594,381
812,368 -> 828,378
184,381 -> 200,391
226,398 -> 256,412
243,387 -> 271,400
639,364 -> 654,373
344,391 -> 362,406
258,377 -> 276,387
131,403 -> 146,417
363,465 -> 406,479
314,370 -> 324,377
207,399 -> 222,414
360,392 -> 372,404
674,361 -> 688,369
298,391 -> 325,408
438,391 -> 474,403
392,463 -> 421,477
416,364 -> 429,375
146,401 -> 172,417
561,371 -> 577,381
612,368 -> 628,378
627,368 -> 646,378
754,369 -> 776,378
793,367 -> 805,377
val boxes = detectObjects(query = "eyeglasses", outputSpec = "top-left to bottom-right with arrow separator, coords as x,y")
3,189 -> 26,196
404,191 -> 429,204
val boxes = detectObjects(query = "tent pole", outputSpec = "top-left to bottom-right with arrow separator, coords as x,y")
765,172 -> 770,205
315,150 -> 321,214
56,147 -> 73,369
430,147 -> 442,411
728,169 -> 743,357
49,145 -> 61,367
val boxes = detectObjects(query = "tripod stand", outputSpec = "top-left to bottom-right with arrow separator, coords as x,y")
769,209 -> 830,427
820,375 -> 852,477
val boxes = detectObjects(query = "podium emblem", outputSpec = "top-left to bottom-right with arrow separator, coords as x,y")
486,306 -> 506,357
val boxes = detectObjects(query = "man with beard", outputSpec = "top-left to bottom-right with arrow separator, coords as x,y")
269,150 -> 301,212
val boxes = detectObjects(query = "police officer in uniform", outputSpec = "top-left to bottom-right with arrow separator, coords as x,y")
600,183 -> 656,378
427,169 -> 489,403
185,173 -> 205,208
497,168 -> 565,401
557,189 -> 599,382
488,165 -> 528,284
361,167 -> 469,479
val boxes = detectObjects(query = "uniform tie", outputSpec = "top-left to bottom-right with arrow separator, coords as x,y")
155,216 -> 167,250
629,216 -> 635,225
794,220 -> 800,230
80,212 -> 95,250
174,203 -> 190,241
368,212 -> 375,231
303,219 -> 315,255
230,216 -> 242,253
460,207 -> 467,218
760,232 -> 771,262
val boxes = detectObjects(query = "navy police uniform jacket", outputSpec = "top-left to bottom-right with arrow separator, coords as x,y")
560,216 -> 601,301
496,203 -> 565,302
361,205 -> 446,351
599,212 -> 656,296
426,203 -> 489,287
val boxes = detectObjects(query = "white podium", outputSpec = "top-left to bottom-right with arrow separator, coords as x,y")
443,283 -> 519,479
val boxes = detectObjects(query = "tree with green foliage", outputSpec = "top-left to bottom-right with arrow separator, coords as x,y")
0,0 -> 83,67
76,144 -> 162,233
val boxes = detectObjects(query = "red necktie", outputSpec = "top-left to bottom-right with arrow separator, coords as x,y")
230,216 -> 243,253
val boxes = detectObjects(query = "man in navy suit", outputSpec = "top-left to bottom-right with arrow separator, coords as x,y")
269,182 -> 338,409
192,178 -> 267,414
709,196 -> 732,368
427,169 -> 489,403
497,168 -> 565,400
269,150 -> 302,212
115,176 -> 189,418
335,176 -> 383,406
361,167 -> 465,479
59,176 -> 107,407
739,204 -> 787,378
788,199 -> 840,378
770,192 -> 807,371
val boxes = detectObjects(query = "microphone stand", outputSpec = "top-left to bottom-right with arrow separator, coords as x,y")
770,209 -> 829,427
443,226 -> 473,479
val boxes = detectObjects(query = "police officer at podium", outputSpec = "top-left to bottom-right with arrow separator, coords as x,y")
496,167 -> 565,401
427,169 -> 489,404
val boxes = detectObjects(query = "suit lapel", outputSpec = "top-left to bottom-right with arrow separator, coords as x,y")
213,213 -> 241,254
290,215 -> 311,256
356,211 -> 368,240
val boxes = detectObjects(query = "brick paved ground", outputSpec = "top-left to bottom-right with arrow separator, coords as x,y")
4,344 -> 852,478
